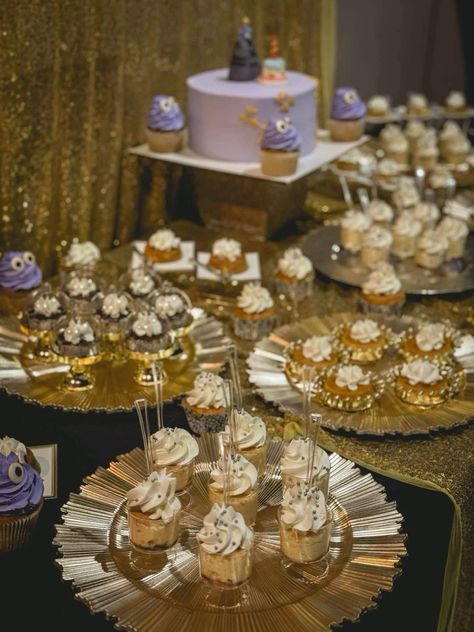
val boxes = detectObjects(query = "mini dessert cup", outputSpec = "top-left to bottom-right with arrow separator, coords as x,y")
280,439 -> 331,500
62,270 -> 102,315
274,247 -> 314,301
144,228 -> 182,263
119,265 -> 162,302
327,118 -> 364,142
360,263 -> 406,316
337,320 -> 395,363
208,487 -> 258,527
209,238 -> 247,275
183,372 -> 227,434
281,463 -> 329,500
340,211 -> 372,253
274,270 -> 314,302
149,285 -> 194,336
183,401 -> 227,435
360,226 -> 393,269
232,308 -> 276,341
199,543 -> 252,587
236,443 -> 267,478
391,361 -> 461,407
157,462 -> 193,492
398,324 -> 458,365
223,410 -> 268,478
314,364 -> 386,412
19,284 -> 66,361
128,506 -> 181,550
437,217 -> 469,259
145,128 -> 184,153
279,506 -> 332,563
415,230 -> 447,269
208,454 -> 258,526
151,427 -> 199,492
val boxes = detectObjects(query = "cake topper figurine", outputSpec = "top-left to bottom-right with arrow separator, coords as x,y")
228,17 -> 260,82
259,35 -> 287,85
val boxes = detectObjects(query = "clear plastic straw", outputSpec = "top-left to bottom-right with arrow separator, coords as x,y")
151,361 -> 164,431
306,412 -> 322,487
134,398 -> 152,475
228,344 -> 243,411
302,365 -> 314,439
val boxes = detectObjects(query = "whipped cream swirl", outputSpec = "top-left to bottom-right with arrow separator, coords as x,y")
418,230 -> 448,255
210,453 -> 257,496
63,319 -> 95,344
132,311 -> 163,337
212,238 -> 242,262
350,319 -> 381,343
66,276 -> 97,298
341,210 -> 372,231
129,268 -> 155,296
63,241 -> 100,267
126,470 -> 181,521
404,120 -> 425,140
0,436 -> 27,461
152,427 -> 198,466
362,226 -> 393,249
446,91 -> 466,109
368,95 -> 389,114
34,295 -> 62,317
440,121 -> 463,142
376,159 -> 400,176
280,484 -> 330,533
408,93 -> 428,109
380,124 -> 403,144
400,359 -> 442,386
415,323 -> 446,352
197,503 -> 254,555
393,211 -> 422,237
335,365 -> 370,391
102,293 -> 129,319
413,202 -> 440,224
277,247 -> 313,280
362,262 -> 402,296
186,372 -> 226,409
392,182 -> 420,209
154,293 -> 186,318
237,283 -> 274,315
281,438 -> 330,481
437,217 -> 469,240
302,335 -> 333,362
443,200 -> 473,223
149,229 -> 181,251
366,200 -> 393,223
224,409 -> 266,449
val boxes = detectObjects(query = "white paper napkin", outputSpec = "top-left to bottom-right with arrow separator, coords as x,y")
196,252 -> 261,281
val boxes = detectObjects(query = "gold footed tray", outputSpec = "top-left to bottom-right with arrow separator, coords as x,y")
247,312 -> 474,435
0,308 -> 228,412
54,434 -> 406,631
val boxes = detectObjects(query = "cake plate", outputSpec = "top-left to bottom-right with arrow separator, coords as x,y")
247,313 -> 474,436
0,307 -> 228,412
302,225 -> 474,296
54,435 -> 406,631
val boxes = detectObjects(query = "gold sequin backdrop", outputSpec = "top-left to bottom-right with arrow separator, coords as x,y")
0,0 -> 335,275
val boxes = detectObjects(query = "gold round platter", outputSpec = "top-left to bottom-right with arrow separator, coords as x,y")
247,312 -> 474,436
54,434 -> 406,631
0,308 -> 228,412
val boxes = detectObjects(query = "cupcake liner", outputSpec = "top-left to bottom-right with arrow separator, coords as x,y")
0,501 -> 43,553
274,276 -> 314,302
232,315 -> 276,342
359,297 -> 405,317
184,409 -> 227,435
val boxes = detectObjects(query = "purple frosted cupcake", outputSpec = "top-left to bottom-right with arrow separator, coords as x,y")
0,436 -> 44,552
260,117 -> 301,176
328,87 -> 366,142
0,251 -> 42,316
145,95 -> 185,153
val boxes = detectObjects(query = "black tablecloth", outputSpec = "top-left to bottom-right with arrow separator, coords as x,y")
0,392 -> 452,632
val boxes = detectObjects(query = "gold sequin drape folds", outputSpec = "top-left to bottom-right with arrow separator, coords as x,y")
0,0 -> 335,274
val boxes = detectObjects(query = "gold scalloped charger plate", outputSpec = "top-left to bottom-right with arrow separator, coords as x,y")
54,435 -> 406,631
0,308 -> 229,413
247,312 -> 474,436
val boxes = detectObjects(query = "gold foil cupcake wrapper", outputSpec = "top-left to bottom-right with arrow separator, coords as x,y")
390,363 -> 466,407
313,364 -> 387,412
336,322 -> 399,363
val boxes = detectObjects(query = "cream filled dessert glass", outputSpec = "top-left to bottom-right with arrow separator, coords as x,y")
279,483 -> 332,563
126,470 -> 181,550
275,247 -> 314,300
151,427 -> 199,491
439,121 -> 463,156
280,438 -> 330,498
340,210 -> 372,253
404,120 -> 425,152
393,358 -> 452,406
209,238 -> 247,275
61,240 -> 101,272
338,318 -> 392,362
360,263 -> 405,316
415,230 -> 448,269
436,217 -> 469,259
366,199 -> 394,228
361,226 -> 393,268
224,410 -> 267,476
208,454 -> 258,526
392,181 -> 420,211
182,372 -> 227,434
197,503 -> 254,586
391,211 -> 423,259
144,228 -> 182,263
232,282 -> 275,341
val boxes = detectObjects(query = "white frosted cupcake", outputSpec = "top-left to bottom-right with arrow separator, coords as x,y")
126,470 -> 181,550
444,135 -> 471,165
361,226 -> 393,268
275,247 -> 314,300
197,503 -> 254,586
339,318 -> 391,363
144,229 -> 182,263
404,120 -> 426,152
280,438 -> 330,498
414,137 -> 439,171
436,217 -> 469,259
407,93 -> 429,116
182,372 -> 227,434
392,181 -> 420,211
334,147 -> 364,172
385,133 -> 409,164
445,91 -> 467,113
151,427 -> 199,491
428,167 -> 454,198
232,283 -> 275,341
340,210 -> 372,253
208,454 -> 258,526
224,410 -> 267,477
439,121 -> 463,156
375,158 -> 402,184
279,483 -> 332,563
413,201 -> 441,229
209,238 -> 247,275
61,240 -> 101,272
287,334 -> 341,377
366,199 -> 394,228
443,199 -> 474,225
360,262 -> 406,316
367,94 -> 390,117
415,230 -> 448,269
391,210 -> 423,258
380,123 -> 403,149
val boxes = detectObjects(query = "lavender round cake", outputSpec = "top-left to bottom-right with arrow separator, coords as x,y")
187,69 -> 317,162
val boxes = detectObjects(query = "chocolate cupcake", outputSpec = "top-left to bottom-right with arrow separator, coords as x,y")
62,271 -> 102,314
98,291 -> 132,338
21,284 -> 65,332
150,287 -> 193,332
121,266 -> 161,301
126,310 -> 172,354
53,316 -> 101,359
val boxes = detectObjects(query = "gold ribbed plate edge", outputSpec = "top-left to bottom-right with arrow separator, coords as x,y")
54,435 -> 406,631
247,312 -> 474,436
0,308 -> 229,412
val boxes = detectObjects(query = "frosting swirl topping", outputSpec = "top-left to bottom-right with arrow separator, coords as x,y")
446,91 -> 466,109
362,262 -> 402,296
440,120 -> 463,142
224,409 -> 266,450
129,268 -> 156,296
302,335 -> 333,362
0,251 -> 42,291
197,503 -> 254,555
149,229 -> 181,251
281,438 -> 330,481
393,211 -> 422,237
0,436 -> 43,514
212,238 -> 242,262
132,311 -> 163,337
154,293 -> 186,318
152,428 -> 199,467
418,230 -> 448,255
341,210 -> 372,231
65,276 -> 97,298
101,293 -> 129,319
209,453 -> 257,496
362,225 -> 393,249
367,95 -> 389,114
366,200 -> 394,223
404,120 -> 425,140
147,95 -> 184,132
400,359 -> 443,386
413,202 -> 440,224
415,323 -> 446,352
261,117 -> 301,151
436,217 -> 469,240
335,364 -> 370,391
277,247 -> 313,280
350,319 -> 381,343
63,241 -> 100,268
126,470 -> 181,521
237,282 -> 274,315
33,294 -> 62,318
186,372 -> 226,410
330,87 -> 366,120
63,319 -> 95,345
408,93 -> 428,110
392,182 -> 420,209
280,484 -> 330,533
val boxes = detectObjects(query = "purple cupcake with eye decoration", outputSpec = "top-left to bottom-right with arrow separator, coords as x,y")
260,117 -> 302,176
0,251 -> 42,317
328,87 -> 366,142
0,436 -> 44,552
145,95 -> 185,153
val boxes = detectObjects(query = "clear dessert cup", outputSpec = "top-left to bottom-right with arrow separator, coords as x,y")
198,543 -> 253,587
281,468 -> 329,500
128,507 -> 181,551
119,265 -> 162,303
237,443 -> 267,478
153,461 -> 194,493
208,488 -> 258,527
278,506 -> 332,563
61,270 -> 103,315
149,285 -> 194,338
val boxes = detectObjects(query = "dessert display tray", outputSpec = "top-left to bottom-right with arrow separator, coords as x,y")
247,313 -> 474,436
0,308 -> 228,412
302,225 -> 474,296
54,435 -> 406,632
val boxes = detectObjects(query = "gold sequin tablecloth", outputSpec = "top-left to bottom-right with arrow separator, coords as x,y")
104,220 -> 473,632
